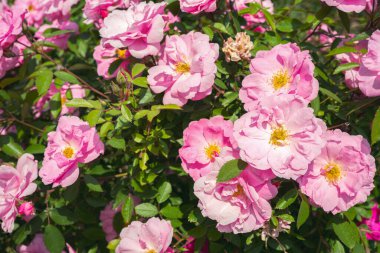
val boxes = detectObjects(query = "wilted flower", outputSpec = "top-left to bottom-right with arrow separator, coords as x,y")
222,32 -> 253,62
261,219 -> 291,241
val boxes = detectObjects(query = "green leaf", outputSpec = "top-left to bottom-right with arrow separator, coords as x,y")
25,144 -> 45,154
107,239 -> 121,250
132,63 -> 146,78
331,240 -> 345,253
35,69 -> 53,96
213,23 -> 230,34
332,218 -> 359,249
156,182 -> 172,204
327,46 -> 357,57
132,77 -> 148,88
275,189 -> 298,209
261,8 -> 276,32
202,26 -> 214,40
135,203 -> 158,217
216,159 -> 247,183
160,205 -> 183,219
121,105 -> 133,122
50,208 -> 75,225
44,225 -> 65,253
100,122 -> 114,137
86,109 -> 102,127
54,71 -> 80,84
277,214 -> 295,222
84,175 -> 103,192
121,196 -> 134,224
316,4 -> 333,21
65,98 -> 102,109
333,62 -> 360,75
43,28 -> 75,38
319,87 -> 342,103
2,139 -> 24,158
107,137 -> 126,150
372,107 -> 380,145
297,199 -> 310,229
338,11 -> 350,33
151,104 -> 182,110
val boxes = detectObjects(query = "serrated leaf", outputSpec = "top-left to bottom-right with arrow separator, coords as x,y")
132,77 -> 148,88
86,110 -> 102,127
44,225 -> 65,253
160,205 -> 183,219
132,63 -> 146,77
121,196 -> 134,224
297,199 -> 310,229
121,105 -> 133,122
107,137 -> 126,150
333,62 -> 359,75
216,159 -> 247,183
156,182 -> 172,204
275,189 -> 298,209
65,98 -> 102,109
202,26 -> 214,40
54,71 -> 80,84
332,218 -> 359,249
135,203 -> 158,217
50,208 -> 75,225
35,69 -> 53,96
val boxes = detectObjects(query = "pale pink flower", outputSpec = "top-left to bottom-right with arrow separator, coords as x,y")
194,157 -> 278,234
18,201 -> 35,217
39,116 -> 104,188
240,43 -> 319,111
12,0 -> 46,27
321,0 -> 371,13
0,5 -> 25,50
366,0 -> 378,12
100,202 -> 121,242
42,0 -> 79,22
33,82 -> 86,118
116,217 -> 173,253
179,116 -> 237,181
233,95 -> 326,180
179,0 -> 216,14
336,36 -> 368,89
100,2 -> 168,59
298,129 -> 375,214
35,20 -> 79,51
0,154 -> 38,233
357,30 -> 380,96
362,204 -> 380,241
17,234 -> 77,253
93,43 -> 130,79
233,0 -> 273,29
147,32 -> 219,106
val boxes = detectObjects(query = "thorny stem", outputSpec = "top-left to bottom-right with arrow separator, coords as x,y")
302,21 -> 322,43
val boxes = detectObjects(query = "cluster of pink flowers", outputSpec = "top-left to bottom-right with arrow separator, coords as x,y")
39,116 -> 104,188
179,42 -> 376,234
336,30 -> 380,96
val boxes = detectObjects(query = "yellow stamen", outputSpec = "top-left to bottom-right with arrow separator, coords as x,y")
61,96 -> 67,106
116,49 -> 127,59
146,250 -> 157,253
204,144 -> 221,160
62,146 -> 75,159
271,70 -> 290,90
233,184 -> 244,197
175,62 -> 191,74
28,5 -> 34,11
323,163 -> 342,184
269,125 -> 288,146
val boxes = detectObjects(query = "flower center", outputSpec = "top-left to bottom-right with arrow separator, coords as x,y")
175,62 -> 191,74
271,70 -> 290,90
62,146 -> 75,159
61,96 -> 67,106
233,184 -> 244,197
204,144 -> 221,160
28,5 -> 34,11
146,250 -> 157,253
116,49 -> 127,59
269,125 -> 288,146
323,163 -> 342,184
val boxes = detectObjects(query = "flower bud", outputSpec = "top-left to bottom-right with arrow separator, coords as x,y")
18,201 -> 35,217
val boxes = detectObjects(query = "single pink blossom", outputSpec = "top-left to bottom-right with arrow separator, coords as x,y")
194,156 -> 278,234
0,5 -> 25,50
42,0 -> 79,22
99,2 -> 168,59
233,0 -> 273,29
17,234 -> 77,253
179,0 -> 216,14
357,30 -> 380,96
116,217 -> 173,253
12,0 -> 46,27
240,43 -> 319,111
179,116 -> 237,180
35,20 -> 79,51
93,43 -> 130,79
39,116 -> 104,188
362,204 -> 380,241
233,95 -> 326,180
18,201 -> 35,217
147,32 -> 219,106
321,0 -> 371,13
0,154 -> 38,233
298,129 -> 375,214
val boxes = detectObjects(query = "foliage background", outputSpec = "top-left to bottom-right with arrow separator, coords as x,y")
0,0 -> 380,252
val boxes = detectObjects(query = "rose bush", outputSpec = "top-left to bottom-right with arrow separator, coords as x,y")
0,0 -> 380,252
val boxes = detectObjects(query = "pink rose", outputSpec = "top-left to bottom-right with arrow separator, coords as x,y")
321,0 -> 371,12
18,201 -> 35,217
100,2 -> 168,59
240,43 -> 319,111
12,0 -> 46,27
35,20 -> 79,51
93,43 -> 130,79
233,0 -> 273,29
42,0 -> 79,22
39,116 -> 104,188
116,218 -> 173,253
194,156 -> 278,233
147,32 -> 219,106
17,234 -> 76,253
100,202 -> 121,242
233,95 -> 326,180
362,204 -> 380,241
336,35 -> 368,89
0,154 -> 38,233
0,5 -> 25,50
179,0 -> 216,14
179,116 -> 237,181
357,30 -> 380,96
298,129 -> 375,214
